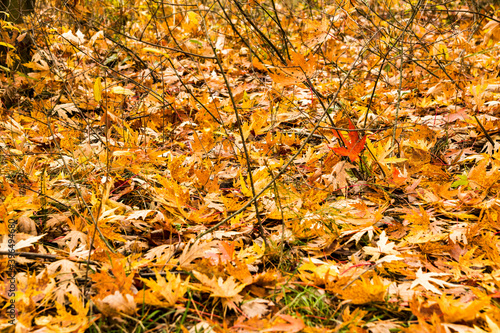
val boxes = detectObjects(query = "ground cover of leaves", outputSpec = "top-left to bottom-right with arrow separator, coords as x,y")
1,0 -> 500,331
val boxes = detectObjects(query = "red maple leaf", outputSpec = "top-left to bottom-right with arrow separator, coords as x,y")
331,119 -> 366,162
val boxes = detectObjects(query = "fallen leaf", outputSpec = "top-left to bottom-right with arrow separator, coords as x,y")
331,119 -> 367,162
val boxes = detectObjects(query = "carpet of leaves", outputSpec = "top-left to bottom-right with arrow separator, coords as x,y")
1,0 -> 500,332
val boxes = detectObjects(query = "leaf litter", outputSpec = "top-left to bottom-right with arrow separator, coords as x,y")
0,0 -> 500,331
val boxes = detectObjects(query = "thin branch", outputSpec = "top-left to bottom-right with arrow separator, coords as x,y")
0,251 -> 100,266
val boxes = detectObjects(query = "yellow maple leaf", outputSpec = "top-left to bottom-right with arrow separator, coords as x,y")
239,167 -> 273,197
35,293 -> 90,333
94,291 -> 136,316
437,294 -> 490,323
136,271 -> 189,307
336,274 -> 388,304
183,11 -> 200,34
178,239 -> 218,269
363,231 -> 400,261
268,51 -> 317,86
298,258 -> 339,285
366,138 -> 407,176
226,259 -> 253,285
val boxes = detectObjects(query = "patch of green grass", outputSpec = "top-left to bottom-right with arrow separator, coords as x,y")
276,284 -> 339,327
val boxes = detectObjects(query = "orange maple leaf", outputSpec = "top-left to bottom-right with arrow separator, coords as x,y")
267,51 -> 317,86
262,314 -> 305,333
331,119 -> 366,162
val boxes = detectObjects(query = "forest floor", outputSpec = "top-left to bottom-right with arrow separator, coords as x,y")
1,0 -> 500,332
